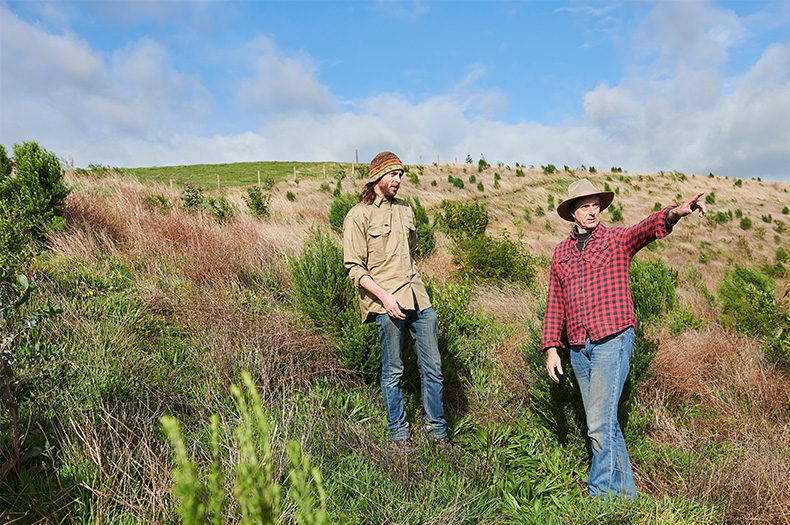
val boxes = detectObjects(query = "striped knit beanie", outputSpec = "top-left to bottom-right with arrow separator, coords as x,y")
369,151 -> 403,182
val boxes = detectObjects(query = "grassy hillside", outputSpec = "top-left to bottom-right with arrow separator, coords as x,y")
2,162 -> 789,524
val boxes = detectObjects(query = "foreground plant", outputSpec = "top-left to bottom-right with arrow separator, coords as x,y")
161,371 -> 334,524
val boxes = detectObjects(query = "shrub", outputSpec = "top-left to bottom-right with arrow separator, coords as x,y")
721,265 -> 790,362
289,228 -> 356,335
243,186 -> 272,218
610,206 -> 623,222
143,194 -> 173,214
734,179 -> 743,187
783,206 -> 789,215
161,372 -> 331,525
430,180 -> 437,187
604,183 -> 611,192
493,180 -> 500,189
406,196 -> 435,259
206,196 -> 235,223
544,220 -> 552,231
535,206 -> 545,217
319,182 -> 331,193
478,158 -> 490,172
447,175 -> 465,189
761,214 -> 773,223
713,211 -> 729,225
494,172 -> 501,181
740,217 -> 753,230
630,258 -> 678,323
0,141 -> 70,268
469,175 -> 477,184
453,233 -> 538,285
477,182 -> 484,192
588,166 -> 597,173
542,164 -> 556,175
515,168 -> 525,177
547,194 -> 555,211
408,172 -> 419,185
669,306 -> 704,335
328,193 -> 359,233
705,192 -> 716,205
286,191 -> 296,202
735,209 -> 743,218
653,202 -> 662,212
181,182 -> 205,208
777,247 -> 789,263
437,201 -> 489,243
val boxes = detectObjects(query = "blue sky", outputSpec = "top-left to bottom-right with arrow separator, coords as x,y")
1,1 -> 789,181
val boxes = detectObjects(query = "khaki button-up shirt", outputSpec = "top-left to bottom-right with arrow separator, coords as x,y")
343,196 -> 431,322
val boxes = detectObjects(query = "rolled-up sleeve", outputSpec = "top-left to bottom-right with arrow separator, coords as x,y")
343,207 -> 369,287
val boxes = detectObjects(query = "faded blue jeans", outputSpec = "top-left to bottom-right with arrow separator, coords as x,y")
375,307 -> 447,441
570,327 -> 638,500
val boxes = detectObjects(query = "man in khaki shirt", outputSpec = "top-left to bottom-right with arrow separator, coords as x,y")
343,151 -> 447,448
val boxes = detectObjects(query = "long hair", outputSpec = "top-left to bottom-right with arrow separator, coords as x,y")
359,181 -> 377,204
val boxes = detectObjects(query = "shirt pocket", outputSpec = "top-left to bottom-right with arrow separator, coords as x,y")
586,239 -> 612,268
367,224 -> 391,267
405,216 -> 417,250
556,252 -> 577,284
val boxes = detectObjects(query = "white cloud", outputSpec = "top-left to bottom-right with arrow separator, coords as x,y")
236,36 -> 335,115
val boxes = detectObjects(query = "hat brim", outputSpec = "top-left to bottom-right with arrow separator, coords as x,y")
557,191 -> 615,222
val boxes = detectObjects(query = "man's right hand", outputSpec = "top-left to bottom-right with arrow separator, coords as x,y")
382,293 -> 406,320
546,347 -> 564,384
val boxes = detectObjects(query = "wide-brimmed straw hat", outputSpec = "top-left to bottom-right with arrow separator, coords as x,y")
556,178 -> 615,222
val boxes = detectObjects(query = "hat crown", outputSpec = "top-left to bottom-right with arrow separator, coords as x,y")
566,178 -> 601,200
369,151 -> 403,182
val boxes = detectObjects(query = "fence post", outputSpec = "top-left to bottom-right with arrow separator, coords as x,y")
217,174 -> 220,191
323,163 -> 326,179
170,179 -> 173,192
258,170 -> 261,187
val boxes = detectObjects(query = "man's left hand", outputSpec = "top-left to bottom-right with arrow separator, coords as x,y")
670,192 -> 707,222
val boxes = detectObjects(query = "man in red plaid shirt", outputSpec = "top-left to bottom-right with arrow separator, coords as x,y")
543,178 -> 705,499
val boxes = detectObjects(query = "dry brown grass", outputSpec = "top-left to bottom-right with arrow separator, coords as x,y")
643,326 -> 790,523
54,173 -> 309,289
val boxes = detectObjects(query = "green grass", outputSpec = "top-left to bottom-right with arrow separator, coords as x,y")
127,161 -> 355,189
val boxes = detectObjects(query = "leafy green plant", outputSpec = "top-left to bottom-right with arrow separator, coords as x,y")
735,209 -> 743,218
181,182 -> 205,208
453,233 -> 538,285
669,306 -> 704,335
448,175 -> 465,189
286,191 -> 296,202
289,228 -> 356,335
161,372 -> 333,525
478,158 -> 490,172
243,186 -> 272,218
1,269 -> 61,478
437,201 -> 489,243
477,182 -> 484,192
718,265 -> 782,339
630,258 -> 678,323
705,192 -> 716,205
515,168 -> 525,178
206,196 -> 235,223
653,202 -> 663,212
610,205 -> 623,222
734,179 -> 743,187
406,196 -> 435,259
761,214 -> 772,223
547,194 -> 555,211
328,193 -> 359,233
542,164 -> 556,175
143,194 -> 173,214
777,247 -> 789,263
469,175 -> 477,184
782,206 -> 789,215
740,217 -> 753,230
494,172 -> 501,181
0,142 -> 70,269
535,206 -> 545,217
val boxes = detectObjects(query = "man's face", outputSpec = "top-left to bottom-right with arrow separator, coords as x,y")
572,195 -> 602,233
375,169 -> 403,199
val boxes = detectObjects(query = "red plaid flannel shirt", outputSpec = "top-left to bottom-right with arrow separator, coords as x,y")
541,207 -> 675,350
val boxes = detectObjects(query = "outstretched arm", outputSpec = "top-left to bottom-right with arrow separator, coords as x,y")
668,192 -> 707,224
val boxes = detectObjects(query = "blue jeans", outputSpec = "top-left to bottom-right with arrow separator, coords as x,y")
375,307 -> 446,441
570,327 -> 638,499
